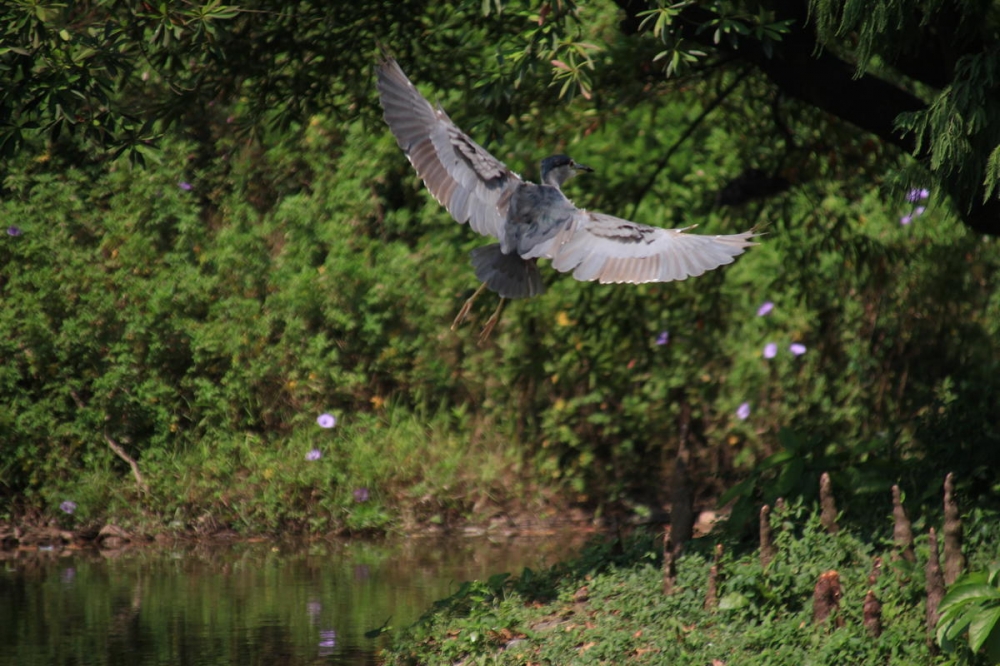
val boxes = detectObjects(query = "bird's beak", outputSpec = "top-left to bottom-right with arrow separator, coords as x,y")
573,161 -> 593,173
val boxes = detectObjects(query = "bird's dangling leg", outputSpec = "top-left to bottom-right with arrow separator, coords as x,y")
477,297 -> 506,345
451,282 -> 489,331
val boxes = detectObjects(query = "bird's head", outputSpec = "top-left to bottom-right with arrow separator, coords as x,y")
540,154 -> 593,189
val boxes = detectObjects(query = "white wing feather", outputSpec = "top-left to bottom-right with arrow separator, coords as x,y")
376,58 -> 520,240
529,211 -> 757,284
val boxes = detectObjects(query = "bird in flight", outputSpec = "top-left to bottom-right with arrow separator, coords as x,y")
376,57 -> 757,339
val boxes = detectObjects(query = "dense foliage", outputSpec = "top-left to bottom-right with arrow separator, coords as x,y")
384,501 -> 1000,664
5,0 -> 1000,232
2,0 -> 999,534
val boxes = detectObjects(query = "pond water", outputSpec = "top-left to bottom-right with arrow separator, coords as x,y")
0,532 -> 588,666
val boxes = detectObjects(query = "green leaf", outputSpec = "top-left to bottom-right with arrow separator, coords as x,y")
718,593 -> 749,610
719,476 -> 756,506
940,581 -> 1000,610
774,457 -> 805,497
968,606 -> 1000,653
486,572 -> 511,590
940,604 -> 987,644
984,622 -> 1000,664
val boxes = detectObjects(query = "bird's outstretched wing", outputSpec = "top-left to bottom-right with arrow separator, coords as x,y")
521,210 -> 757,284
376,58 -> 520,240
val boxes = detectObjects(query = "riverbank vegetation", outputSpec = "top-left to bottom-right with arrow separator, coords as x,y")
3,1 -> 999,552
383,487 -> 1000,665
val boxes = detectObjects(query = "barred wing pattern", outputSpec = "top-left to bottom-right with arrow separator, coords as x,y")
522,211 -> 757,284
376,58 -> 518,241
377,57 -> 757,295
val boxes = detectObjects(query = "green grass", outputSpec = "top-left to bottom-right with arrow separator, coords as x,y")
382,501 -> 1000,665
39,404 -> 535,536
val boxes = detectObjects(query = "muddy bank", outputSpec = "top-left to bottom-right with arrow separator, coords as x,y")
0,502 -> 722,559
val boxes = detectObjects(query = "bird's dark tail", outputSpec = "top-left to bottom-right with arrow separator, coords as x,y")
469,244 -> 544,299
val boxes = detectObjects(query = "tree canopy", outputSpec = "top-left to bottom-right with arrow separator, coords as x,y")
3,0 -> 999,233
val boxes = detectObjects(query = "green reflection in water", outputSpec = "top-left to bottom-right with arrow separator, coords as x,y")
0,534 -> 584,666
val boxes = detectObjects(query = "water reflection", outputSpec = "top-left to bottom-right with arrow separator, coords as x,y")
0,533 -> 586,666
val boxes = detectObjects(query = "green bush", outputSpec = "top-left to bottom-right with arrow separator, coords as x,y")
3,58 -> 999,530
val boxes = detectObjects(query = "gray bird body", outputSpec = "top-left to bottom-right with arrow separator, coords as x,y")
376,58 -> 757,299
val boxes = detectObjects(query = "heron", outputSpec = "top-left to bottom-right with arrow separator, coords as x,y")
376,57 -> 757,340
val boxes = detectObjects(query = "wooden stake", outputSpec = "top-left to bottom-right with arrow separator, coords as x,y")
943,473 -> 965,585
705,543 -> 723,609
812,570 -> 843,627
760,504 -> 776,568
663,531 -> 676,595
705,565 -> 719,610
868,556 -> 883,586
891,485 -> 915,563
819,472 -> 839,533
926,527 -> 945,650
863,589 -> 882,637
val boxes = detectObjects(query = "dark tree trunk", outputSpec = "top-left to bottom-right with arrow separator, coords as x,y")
612,0 -> 1000,236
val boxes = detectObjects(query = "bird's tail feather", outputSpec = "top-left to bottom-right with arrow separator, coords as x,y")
470,244 -> 544,299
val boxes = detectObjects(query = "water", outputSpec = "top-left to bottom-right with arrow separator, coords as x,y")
0,533 -> 587,666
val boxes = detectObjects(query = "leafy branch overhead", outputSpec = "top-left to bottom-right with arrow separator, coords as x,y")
4,0 -> 999,233
613,0 -> 1000,235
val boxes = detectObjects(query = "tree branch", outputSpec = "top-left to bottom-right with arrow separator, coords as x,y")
629,67 -> 750,218
69,389 -> 149,494
612,0 -> 1000,235
615,0 -> 923,152
104,431 -> 149,494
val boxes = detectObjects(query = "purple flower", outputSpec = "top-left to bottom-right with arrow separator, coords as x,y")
900,215 -> 912,225
907,188 -> 929,202
736,402 -> 751,420
178,181 -> 193,191
318,629 -> 337,656
789,343 -> 807,356
316,413 -> 336,428
756,301 -> 774,317
60,501 -> 77,514
914,206 -> 926,216
655,331 -> 669,345
763,342 -> 777,359
7,226 -> 22,236
305,449 -> 322,461
353,487 -> 369,503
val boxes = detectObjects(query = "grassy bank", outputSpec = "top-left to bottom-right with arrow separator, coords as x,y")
7,405 -> 565,538
381,499 -> 1000,665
